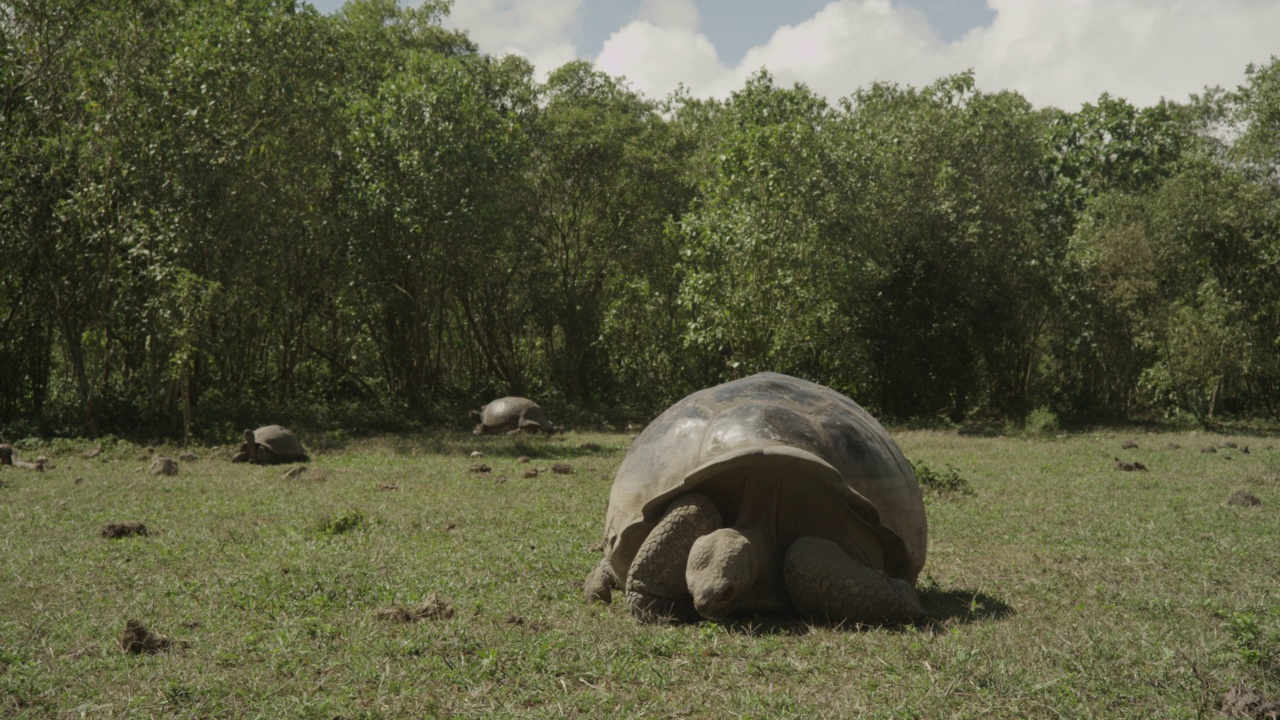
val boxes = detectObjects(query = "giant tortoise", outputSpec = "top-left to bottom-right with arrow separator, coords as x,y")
470,397 -> 557,435
584,372 -> 927,624
231,425 -> 309,465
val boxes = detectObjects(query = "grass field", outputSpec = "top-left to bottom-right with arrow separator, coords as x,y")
1,427 -> 1278,718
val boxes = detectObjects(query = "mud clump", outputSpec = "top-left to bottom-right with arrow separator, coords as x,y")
376,593 -> 455,623
1229,491 -> 1262,507
148,457 -> 178,476
102,521 -> 149,539
503,614 -> 547,631
119,619 -> 182,654
1219,684 -> 1280,719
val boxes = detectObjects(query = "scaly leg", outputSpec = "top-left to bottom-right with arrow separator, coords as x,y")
625,494 -> 721,623
783,536 -> 924,624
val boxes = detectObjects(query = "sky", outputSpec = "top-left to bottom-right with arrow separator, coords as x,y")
308,0 -> 1280,111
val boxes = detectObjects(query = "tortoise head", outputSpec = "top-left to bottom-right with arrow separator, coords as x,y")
469,407 -> 483,423
242,429 -> 259,463
686,528 -> 757,621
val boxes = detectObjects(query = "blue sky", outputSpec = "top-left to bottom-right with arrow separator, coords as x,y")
305,0 -> 1277,110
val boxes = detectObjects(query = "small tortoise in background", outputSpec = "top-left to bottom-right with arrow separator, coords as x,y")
231,425 -> 309,465
470,397 -> 558,435
584,372 -> 927,625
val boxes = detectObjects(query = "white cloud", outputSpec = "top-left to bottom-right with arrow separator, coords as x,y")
443,0 -> 584,78
734,0 -> 958,100
636,0 -> 700,31
596,21 -> 731,98
451,0 -> 1280,109
967,0 -> 1280,108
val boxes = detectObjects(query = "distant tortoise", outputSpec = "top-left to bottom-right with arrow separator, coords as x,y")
231,425 -> 309,465
584,372 -> 927,625
470,397 -> 558,435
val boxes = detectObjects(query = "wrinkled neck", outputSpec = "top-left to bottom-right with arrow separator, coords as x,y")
731,475 -> 780,534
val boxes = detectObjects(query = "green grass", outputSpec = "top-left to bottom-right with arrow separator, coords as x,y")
1,428 -> 1278,718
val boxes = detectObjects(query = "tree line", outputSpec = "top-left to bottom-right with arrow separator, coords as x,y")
3,0 -> 1279,440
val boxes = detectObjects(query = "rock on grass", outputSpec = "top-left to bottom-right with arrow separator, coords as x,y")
148,457 -> 178,476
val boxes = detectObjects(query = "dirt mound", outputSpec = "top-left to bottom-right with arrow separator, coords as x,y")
102,521 -> 148,539
1220,684 -> 1280,719
1229,491 -> 1262,507
119,619 -> 182,654
376,593 -> 455,623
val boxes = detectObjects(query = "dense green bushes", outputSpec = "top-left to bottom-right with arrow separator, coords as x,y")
2,0 -> 1278,439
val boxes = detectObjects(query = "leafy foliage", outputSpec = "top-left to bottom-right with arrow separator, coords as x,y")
1,5 -> 1279,438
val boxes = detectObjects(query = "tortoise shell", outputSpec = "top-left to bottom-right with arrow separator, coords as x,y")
600,372 -> 926,588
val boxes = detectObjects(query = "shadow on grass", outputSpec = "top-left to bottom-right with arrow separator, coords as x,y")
919,587 -> 1015,631
706,587 -> 1013,635
713,616 -> 813,637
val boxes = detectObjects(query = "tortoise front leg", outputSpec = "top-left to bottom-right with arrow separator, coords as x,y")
625,494 -> 721,623
783,536 -> 924,624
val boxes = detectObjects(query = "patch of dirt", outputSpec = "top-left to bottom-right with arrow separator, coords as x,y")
552,463 -> 573,474
1113,458 -> 1147,472
503,614 -> 547,631
148,456 -> 178,476
376,593 -> 455,623
445,523 -> 458,531
118,619 -> 184,654
102,521 -> 149,539
1229,491 -> 1262,507
470,463 -> 491,473
1219,684 -> 1280,719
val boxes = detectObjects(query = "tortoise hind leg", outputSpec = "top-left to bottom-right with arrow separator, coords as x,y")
625,494 -> 721,623
783,536 -> 924,624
